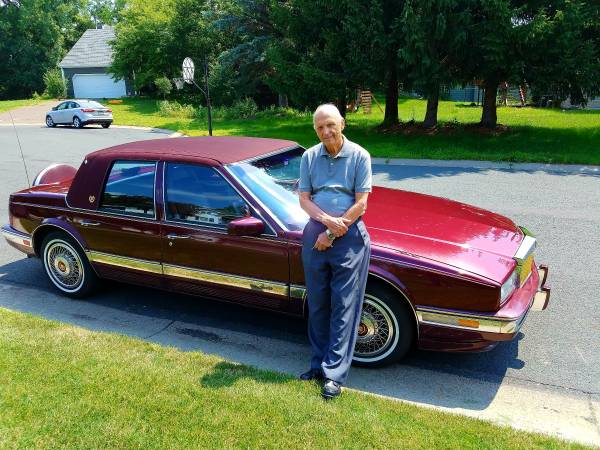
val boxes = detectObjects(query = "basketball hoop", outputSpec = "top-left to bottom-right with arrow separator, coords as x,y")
173,78 -> 184,90
182,57 -> 195,84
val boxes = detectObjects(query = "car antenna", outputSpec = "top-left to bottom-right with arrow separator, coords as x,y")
9,111 -> 31,187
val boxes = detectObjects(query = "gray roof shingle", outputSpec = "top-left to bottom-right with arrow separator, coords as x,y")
59,27 -> 116,69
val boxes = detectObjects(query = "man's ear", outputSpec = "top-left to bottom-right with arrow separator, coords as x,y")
340,118 -> 346,130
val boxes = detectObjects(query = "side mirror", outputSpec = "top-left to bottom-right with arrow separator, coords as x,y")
227,216 -> 264,236
52,107 -> 57,111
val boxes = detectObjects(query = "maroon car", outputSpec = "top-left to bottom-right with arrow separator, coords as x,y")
3,136 -> 550,366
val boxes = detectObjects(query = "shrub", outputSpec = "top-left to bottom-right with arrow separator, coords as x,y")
154,76 -> 172,99
43,69 -> 66,99
157,100 -> 195,119
226,98 -> 258,119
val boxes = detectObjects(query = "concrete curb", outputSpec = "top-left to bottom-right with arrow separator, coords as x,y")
0,122 -> 183,138
371,157 -> 600,175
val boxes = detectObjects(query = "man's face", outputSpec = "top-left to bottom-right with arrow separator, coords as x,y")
314,111 -> 345,148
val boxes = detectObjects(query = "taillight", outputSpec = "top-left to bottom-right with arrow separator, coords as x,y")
81,108 -> 95,112
106,109 -> 112,112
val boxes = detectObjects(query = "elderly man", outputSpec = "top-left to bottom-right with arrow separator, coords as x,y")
298,103 -> 372,399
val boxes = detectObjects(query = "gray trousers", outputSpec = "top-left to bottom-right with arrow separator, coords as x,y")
301,218 -> 371,384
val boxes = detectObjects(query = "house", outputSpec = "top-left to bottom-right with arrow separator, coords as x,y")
59,26 -> 133,99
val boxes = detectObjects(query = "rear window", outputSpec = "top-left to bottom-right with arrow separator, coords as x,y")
100,161 -> 156,217
80,101 -> 104,108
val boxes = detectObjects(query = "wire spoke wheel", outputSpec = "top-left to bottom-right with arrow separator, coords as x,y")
44,240 -> 84,292
354,294 -> 396,358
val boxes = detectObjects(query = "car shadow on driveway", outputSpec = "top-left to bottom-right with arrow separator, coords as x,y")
0,257 -> 525,410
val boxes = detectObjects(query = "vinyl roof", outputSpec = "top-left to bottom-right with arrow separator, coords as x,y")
86,136 -> 300,165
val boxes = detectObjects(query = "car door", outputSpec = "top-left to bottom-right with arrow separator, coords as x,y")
68,101 -> 80,123
161,162 -> 294,313
72,159 -> 163,289
52,102 -> 69,123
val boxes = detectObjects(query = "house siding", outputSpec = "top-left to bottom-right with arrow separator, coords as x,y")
63,67 -> 133,98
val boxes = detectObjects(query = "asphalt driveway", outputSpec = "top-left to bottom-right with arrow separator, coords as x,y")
0,124 -> 599,445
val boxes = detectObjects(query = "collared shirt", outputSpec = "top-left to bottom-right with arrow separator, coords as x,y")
299,137 -> 372,216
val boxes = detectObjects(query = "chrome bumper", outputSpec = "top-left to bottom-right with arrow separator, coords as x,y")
2,225 -> 33,251
416,264 -> 550,338
531,264 -> 550,311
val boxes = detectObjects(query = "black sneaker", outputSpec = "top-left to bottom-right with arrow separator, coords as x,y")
299,368 -> 324,381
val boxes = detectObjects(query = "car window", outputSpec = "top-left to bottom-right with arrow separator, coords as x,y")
165,163 -> 248,227
56,102 -> 68,110
71,102 -> 80,108
100,161 -> 156,218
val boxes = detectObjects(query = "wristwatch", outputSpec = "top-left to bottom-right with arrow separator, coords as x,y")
325,229 -> 335,241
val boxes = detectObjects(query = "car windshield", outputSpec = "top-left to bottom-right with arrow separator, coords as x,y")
227,147 -> 309,231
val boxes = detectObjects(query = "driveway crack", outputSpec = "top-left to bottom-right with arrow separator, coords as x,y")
144,320 -> 176,339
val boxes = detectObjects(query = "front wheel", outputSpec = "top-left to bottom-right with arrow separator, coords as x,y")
41,231 -> 98,298
352,284 -> 416,367
73,116 -> 83,128
101,123 -> 110,128
45,115 -> 56,128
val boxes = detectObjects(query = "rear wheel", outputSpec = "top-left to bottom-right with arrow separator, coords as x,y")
352,283 -> 416,367
101,123 -> 110,128
41,231 -> 98,298
73,116 -> 83,128
45,115 -> 56,128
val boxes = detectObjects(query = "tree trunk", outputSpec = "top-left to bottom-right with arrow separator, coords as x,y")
336,90 -> 347,118
278,94 -> 288,108
383,54 -> 399,126
423,87 -> 439,128
480,78 -> 499,128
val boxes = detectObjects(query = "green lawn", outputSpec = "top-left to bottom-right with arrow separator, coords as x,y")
107,97 -> 600,165
0,98 -> 48,114
0,307 -> 586,449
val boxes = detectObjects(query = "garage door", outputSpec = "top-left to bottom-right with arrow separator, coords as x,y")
73,73 -> 126,99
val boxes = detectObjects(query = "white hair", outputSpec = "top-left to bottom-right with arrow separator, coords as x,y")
313,103 -> 343,126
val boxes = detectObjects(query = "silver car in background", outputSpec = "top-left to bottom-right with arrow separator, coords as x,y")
45,100 -> 113,129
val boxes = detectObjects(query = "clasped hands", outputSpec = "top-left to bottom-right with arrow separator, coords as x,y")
313,216 -> 351,251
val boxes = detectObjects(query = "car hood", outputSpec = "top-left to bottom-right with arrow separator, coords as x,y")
364,187 -> 522,283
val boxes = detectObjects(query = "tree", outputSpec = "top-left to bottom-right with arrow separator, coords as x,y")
400,0 -> 470,128
268,0 -> 384,115
0,0 -> 88,99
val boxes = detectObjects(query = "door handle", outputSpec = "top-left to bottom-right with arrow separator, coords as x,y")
80,220 -> 100,227
167,233 -> 190,239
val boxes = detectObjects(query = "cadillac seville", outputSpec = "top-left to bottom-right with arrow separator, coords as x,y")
2,136 -> 550,366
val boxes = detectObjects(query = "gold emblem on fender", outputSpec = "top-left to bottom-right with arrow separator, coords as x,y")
89,195 -> 95,203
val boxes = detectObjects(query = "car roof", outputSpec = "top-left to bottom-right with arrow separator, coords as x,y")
85,136 -> 300,165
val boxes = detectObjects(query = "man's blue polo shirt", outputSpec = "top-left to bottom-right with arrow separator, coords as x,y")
299,137 -> 372,217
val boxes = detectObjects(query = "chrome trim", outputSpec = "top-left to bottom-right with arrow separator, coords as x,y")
514,235 -> 537,260
161,162 -> 277,237
163,263 -> 288,296
87,251 -> 163,274
32,163 -> 62,186
223,165 -> 289,232
2,226 -> 33,249
415,305 -> 529,334
290,284 -> 306,300
31,223 -> 86,254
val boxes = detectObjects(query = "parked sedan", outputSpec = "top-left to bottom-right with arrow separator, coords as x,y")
2,137 -> 550,366
45,100 -> 113,129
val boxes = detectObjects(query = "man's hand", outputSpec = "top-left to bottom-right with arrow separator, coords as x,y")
313,231 -> 334,251
322,216 -> 350,237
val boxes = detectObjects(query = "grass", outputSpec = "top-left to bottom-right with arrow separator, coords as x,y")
0,307 -> 587,449
1,96 -> 598,164
107,97 -> 600,165
0,98 -> 49,114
